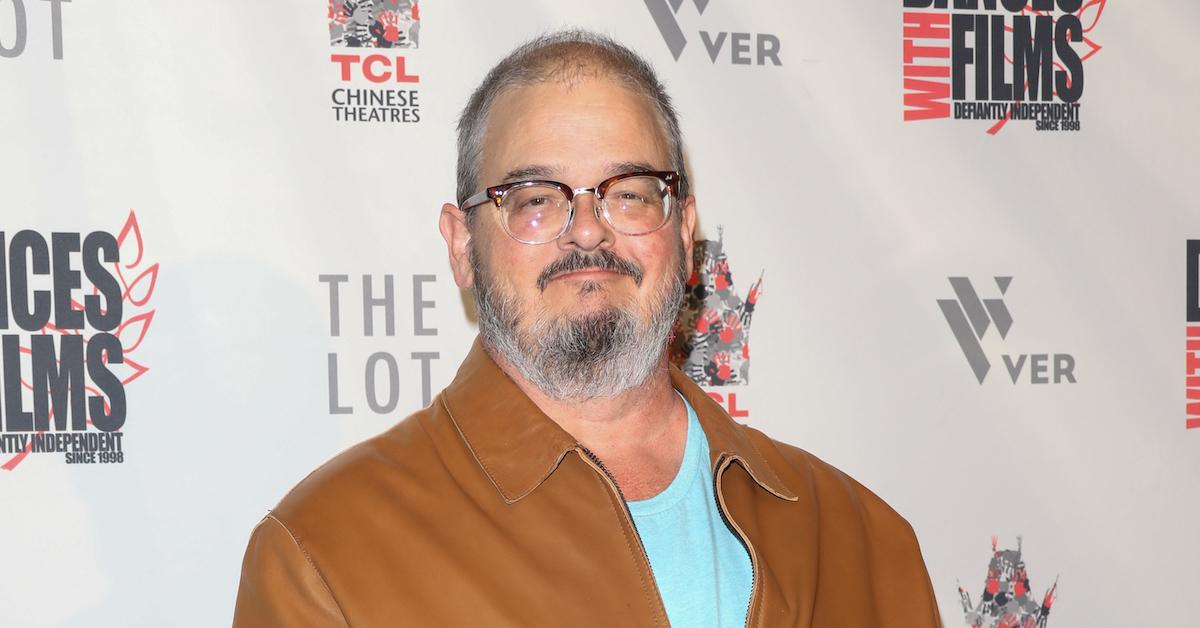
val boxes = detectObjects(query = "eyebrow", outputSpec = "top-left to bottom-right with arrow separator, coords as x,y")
604,161 -> 659,177
501,165 -> 559,183
500,161 -> 661,184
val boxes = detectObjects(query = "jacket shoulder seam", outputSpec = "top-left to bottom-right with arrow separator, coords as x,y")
264,513 -> 351,627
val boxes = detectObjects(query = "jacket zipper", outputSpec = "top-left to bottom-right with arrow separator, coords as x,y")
577,445 -> 667,626
713,454 -> 759,628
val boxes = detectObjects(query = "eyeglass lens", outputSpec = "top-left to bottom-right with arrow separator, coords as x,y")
501,176 -> 670,244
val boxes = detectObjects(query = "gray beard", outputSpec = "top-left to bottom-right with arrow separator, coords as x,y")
471,245 -> 686,402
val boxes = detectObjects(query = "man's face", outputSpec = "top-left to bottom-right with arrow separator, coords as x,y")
442,76 -> 697,399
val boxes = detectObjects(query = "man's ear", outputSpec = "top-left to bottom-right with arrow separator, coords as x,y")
678,194 -> 697,278
439,203 -> 475,288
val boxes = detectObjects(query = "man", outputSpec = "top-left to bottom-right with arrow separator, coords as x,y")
234,30 -> 941,627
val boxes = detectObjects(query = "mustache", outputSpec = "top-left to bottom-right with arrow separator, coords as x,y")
536,250 -> 644,291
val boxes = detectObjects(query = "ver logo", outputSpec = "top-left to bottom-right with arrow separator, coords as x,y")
642,0 -> 781,65
937,277 -> 1077,385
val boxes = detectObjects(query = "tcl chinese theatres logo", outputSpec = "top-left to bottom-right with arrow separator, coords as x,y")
327,0 -> 422,123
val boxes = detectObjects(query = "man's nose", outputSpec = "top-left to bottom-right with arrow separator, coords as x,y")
557,192 -> 615,252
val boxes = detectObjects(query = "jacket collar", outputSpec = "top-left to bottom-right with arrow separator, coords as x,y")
669,366 -> 799,502
441,337 -> 797,504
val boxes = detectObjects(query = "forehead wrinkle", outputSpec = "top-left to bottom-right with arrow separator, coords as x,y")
483,80 -> 672,188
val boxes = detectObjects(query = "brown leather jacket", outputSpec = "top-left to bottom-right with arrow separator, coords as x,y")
234,339 -> 942,627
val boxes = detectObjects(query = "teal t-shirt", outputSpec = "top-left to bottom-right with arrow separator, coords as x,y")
626,395 -> 753,628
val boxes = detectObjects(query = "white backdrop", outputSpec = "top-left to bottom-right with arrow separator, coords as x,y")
1,1 -> 1198,626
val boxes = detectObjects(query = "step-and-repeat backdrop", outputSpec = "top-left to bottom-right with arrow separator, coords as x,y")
2,1 -> 1197,626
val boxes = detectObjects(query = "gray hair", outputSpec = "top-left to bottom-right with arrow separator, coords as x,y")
455,29 -> 689,216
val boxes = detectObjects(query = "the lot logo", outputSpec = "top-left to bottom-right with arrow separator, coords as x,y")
327,1 -> 421,123
670,228 -> 762,417
902,0 -> 1107,134
1185,241 -> 1200,429
938,277 -> 1076,385
320,273 -> 441,416
958,536 -> 1058,628
0,212 -> 157,470
0,0 -> 70,60
643,0 -> 781,65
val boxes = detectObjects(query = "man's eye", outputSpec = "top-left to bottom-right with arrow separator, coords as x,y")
521,196 -> 551,208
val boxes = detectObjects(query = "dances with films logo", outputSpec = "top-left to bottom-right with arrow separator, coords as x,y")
1185,241 -> 1199,430
670,228 -> 763,418
902,0 -> 1107,134
0,212 -> 157,470
328,0 -> 421,123
938,277 -> 1077,385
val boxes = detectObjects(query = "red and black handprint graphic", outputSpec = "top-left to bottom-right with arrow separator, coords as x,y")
330,0 -> 420,49
372,10 -> 406,47
958,537 -> 1058,628
670,227 -> 763,387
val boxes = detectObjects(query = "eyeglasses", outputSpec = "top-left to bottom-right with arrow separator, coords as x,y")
459,171 -> 682,245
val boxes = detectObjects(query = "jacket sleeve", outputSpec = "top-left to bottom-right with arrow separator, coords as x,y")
233,515 -> 349,628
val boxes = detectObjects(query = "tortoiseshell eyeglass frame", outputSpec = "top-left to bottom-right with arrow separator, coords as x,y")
458,170 -> 683,245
